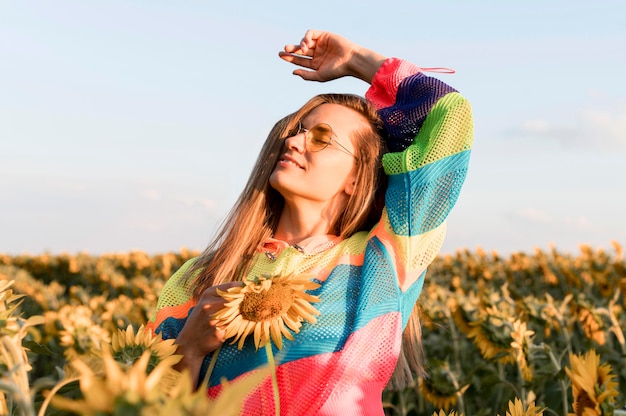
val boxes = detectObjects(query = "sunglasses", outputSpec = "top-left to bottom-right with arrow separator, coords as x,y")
291,121 -> 355,157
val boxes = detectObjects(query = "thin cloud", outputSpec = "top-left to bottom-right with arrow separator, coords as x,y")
177,196 -> 217,210
138,183 -> 219,210
515,208 -> 553,223
140,189 -> 161,201
563,215 -> 594,230
513,208 -> 600,232
517,97 -> 626,150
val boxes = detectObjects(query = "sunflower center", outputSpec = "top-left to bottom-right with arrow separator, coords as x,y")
239,283 -> 295,322
573,390 -> 596,415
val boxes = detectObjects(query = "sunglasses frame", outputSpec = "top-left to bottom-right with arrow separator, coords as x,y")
294,121 -> 356,157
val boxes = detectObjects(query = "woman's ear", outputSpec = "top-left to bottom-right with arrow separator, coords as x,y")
344,174 -> 356,196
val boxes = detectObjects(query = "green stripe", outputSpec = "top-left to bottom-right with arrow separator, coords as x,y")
383,92 -> 472,175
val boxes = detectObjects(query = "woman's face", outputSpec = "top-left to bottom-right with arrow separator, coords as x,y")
269,103 -> 366,209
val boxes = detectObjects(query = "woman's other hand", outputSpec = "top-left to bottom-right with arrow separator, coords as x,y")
279,29 -> 386,84
174,280 -> 241,386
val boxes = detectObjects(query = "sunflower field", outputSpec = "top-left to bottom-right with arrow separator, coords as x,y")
0,242 -> 624,415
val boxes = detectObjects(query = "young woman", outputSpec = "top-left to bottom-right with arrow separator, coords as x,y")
147,30 -> 473,415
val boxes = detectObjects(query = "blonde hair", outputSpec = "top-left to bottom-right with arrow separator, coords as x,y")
186,93 -> 424,388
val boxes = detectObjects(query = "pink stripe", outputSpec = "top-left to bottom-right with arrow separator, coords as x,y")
366,58 -> 423,109
208,313 -> 403,415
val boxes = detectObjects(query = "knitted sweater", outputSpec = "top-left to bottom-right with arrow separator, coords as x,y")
147,57 -> 474,415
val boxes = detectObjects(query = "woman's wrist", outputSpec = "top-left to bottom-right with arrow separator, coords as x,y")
173,342 -> 205,386
348,47 -> 387,84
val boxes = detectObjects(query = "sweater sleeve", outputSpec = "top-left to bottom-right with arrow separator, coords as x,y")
146,258 -> 198,336
366,58 -> 474,291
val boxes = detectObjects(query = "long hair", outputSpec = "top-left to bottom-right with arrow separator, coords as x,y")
186,93 -> 424,388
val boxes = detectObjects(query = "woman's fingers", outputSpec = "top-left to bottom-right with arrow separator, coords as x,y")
208,319 -> 226,342
282,29 -> 322,57
300,29 -> 323,50
292,68 -> 322,82
278,51 -> 313,67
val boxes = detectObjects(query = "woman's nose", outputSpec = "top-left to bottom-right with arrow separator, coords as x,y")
285,131 -> 306,153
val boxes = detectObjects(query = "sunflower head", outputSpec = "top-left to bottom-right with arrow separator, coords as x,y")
565,350 -> 620,415
418,362 -> 468,410
510,320 -> 535,382
0,280 -> 25,336
50,348 -> 180,415
576,305 -> 607,345
55,305 -> 111,360
108,324 -> 181,373
432,410 -> 462,416
466,307 -> 515,364
498,398 -> 544,416
213,273 -> 321,350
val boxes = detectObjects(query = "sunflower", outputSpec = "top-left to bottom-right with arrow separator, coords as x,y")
48,348 -> 269,416
432,410 -> 461,416
108,324 -> 180,371
418,364 -> 467,411
49,349 -> 174,415
163,367 -> 270,416
498,398 -> 544,416
564,350 -> 619,416
0,280 -> 44,369
576,306 -> 606,346
213,273 -> 321,350
510,320 -> 535,382
55,305 -> 111,359
448,292 -> 481,336
420,380 -> 458,411
0,280 -> 24,334
0,281 -> 45,416
60,324 -> 179,393
466,306 -> 515,364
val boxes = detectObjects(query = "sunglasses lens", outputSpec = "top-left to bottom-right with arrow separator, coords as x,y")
307,124 -> 332,151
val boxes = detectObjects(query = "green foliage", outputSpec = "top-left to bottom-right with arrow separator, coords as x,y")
1,243 -> 625,415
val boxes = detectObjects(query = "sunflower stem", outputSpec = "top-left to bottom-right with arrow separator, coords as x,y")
37,376 -> 80,416
265,343 -> 280,416
537,343 -> 568,416
494,362 -> 504,409
199,346 -> 222,390
0,380 -> 35,416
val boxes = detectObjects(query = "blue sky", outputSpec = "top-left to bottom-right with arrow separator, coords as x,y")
1,0 -> 625,256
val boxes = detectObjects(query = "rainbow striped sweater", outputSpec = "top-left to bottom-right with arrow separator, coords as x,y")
147,57 -> 473,415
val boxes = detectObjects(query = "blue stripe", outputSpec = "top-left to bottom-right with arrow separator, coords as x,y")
386,150 -> 471,236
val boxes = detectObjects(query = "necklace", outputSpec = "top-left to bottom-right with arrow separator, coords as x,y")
265,243 -> 305,261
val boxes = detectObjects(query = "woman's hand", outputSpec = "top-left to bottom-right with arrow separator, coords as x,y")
173,280 -> 241,386
279,29 -> 386,84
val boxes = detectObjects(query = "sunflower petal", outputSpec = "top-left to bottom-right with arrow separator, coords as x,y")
279,320 -> 294,341
253,321 -> 263,350
269,320 -> 283,349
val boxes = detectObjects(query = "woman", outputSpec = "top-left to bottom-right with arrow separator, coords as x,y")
147,30 -> 473,415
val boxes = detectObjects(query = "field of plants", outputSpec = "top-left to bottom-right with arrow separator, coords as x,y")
0,242 -> 624,415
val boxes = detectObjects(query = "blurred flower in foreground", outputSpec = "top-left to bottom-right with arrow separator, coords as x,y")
98,324 -> 182,392
432,410 -> 462,416
565,349 -> 619,416
50,350 -> 165,414
498,397 -> 544,416
50,348 -> 268,416
0,280 -> 44,416
109,324 -> 180,372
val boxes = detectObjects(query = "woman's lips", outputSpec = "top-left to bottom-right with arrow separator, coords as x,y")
279,154 -> 304,169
